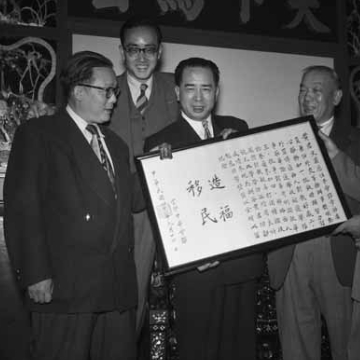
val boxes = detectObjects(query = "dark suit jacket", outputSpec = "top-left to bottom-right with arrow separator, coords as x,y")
144,114 -> 264,360
108,72 -> 179,332
268,117 -> 360,290
4,110 -> 143,314
109,72 -> 178,171
144,114 -> 265,285
332,150 -> 360,203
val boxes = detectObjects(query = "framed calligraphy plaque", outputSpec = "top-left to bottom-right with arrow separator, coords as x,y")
136,116 -> 350,275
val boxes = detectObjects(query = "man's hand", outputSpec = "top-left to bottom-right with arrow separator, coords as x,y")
318,130 -> 339,160
27,100 -> 56,119
220,128 -> 237,140
28,278 -> 54,303
197,261 -> 220,272
332,215 -> 360,249
355,239 -> 360,250
150,142 -> 173,160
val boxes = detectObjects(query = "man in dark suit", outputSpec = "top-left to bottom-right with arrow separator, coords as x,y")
267,65 -> 360,360
144,57 -> 264,360
109,17 -> 178,332
319,131 -> 360,360
4,51 -> 143,360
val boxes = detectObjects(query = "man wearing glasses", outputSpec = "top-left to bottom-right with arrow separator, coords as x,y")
109,17 -> 178,336
4,51 -> 144,360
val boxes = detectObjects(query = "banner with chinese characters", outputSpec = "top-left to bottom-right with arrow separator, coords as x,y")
136,116 -> 350,274
69,0 -> 337,42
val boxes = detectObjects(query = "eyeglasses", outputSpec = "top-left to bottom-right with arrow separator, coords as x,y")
124,46 -> 158,58
78,84 -> 120,99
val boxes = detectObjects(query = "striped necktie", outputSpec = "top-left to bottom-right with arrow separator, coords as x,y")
136,83 -> 148,114
86,124 -> 116,192
202,120 -> 212,139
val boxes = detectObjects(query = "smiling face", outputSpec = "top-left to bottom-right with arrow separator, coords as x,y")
75,67 -> 118,124
298,70 -> 342,125
120,26 -> 162,81
175,66 -> 219,121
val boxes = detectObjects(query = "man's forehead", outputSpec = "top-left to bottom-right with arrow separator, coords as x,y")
124,26 -> 158,44
302,71 -> 332,85
181,67 -> 215,83
91,67 -> 116,84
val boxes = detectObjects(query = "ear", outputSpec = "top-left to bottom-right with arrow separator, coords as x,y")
119,44 -> 125,63
175,86 -> 180,102
333,89 -> 343,106
157,44 -> 163,61
73,85 -> 84,101
215,86 -> 220,101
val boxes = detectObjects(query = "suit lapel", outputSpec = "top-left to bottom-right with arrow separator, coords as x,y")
177,115 -> 202,144
211,115 -> 222,137
57,111 -> 115,206
102,128 -> 126,208
113,74 -> 132,145
330,116 -> 351,151
103,130 -> 132,252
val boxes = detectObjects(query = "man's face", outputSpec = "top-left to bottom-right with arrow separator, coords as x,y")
121,26 -> 162,81
175,66 -> 219,121
77,67 -> 118,124
298,70 -> 342,125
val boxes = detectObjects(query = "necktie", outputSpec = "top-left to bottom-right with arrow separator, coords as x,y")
202,120 -> 212,139
136,83 -> 148,114
86,124 -> 116,192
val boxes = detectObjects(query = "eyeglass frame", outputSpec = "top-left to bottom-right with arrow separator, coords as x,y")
78,84 -> 121,99
123,45 -> 159,58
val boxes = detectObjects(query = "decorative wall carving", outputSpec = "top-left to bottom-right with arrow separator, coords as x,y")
0,36 -> 56,167
0,0 -> 57,27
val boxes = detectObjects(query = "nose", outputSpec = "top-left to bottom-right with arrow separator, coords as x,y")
138,50 -> 146,61
194,89 -> 203,101
303,89 -> 313,101
108,92 -> 117,103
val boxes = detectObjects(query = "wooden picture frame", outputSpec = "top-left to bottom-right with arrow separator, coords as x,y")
136,116 -> 350,275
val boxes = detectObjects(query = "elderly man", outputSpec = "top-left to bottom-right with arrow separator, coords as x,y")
4,51 -> 144,360
320,130 -> 360,360
267,65 -> 360,360
145,57 -> 264,360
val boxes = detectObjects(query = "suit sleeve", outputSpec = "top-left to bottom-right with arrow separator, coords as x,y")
144,134 -> 162,153
4,123 -> 52,288
332,150 -> 360,202
228,117 -> 249,132
131,172 -> 146,213
216,116 -> 249,137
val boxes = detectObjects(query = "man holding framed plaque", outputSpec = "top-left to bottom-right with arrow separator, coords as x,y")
268,66 -> 360,360
144,57 -> 264,360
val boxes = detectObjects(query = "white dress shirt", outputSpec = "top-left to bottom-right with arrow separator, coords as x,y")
318,116 -> 334,136
181,111 -> 214,140
127,73 -> 153,104
66,105 -> 115,172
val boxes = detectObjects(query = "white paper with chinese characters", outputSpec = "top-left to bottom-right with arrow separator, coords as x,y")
140,120 -> 347,269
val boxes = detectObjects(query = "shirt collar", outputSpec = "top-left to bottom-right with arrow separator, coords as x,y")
181,111 -> 213,138
66,104 -> 104,138
318,116 -> 334,137
127,72 -> 153,100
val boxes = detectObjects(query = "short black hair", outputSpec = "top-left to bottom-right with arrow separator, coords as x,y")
60,51 -> 114,100
175,57 -> 220,86
302,65 -> 342,90
120,17 -> 162,46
